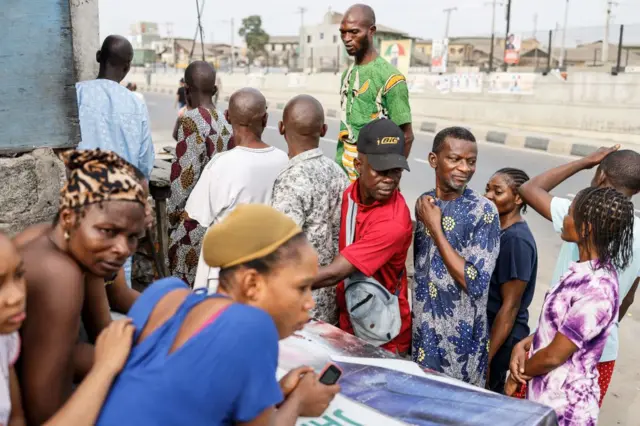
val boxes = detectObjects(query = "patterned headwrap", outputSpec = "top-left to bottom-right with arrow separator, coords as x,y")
59,149 -> 147,211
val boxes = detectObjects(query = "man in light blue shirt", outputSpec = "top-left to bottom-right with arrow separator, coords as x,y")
77,35 -> 155,286
519,146 -> 640,405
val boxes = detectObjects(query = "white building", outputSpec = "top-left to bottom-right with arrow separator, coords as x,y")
264,36 -> 299,67
128,22 -> 162,49
300,10 -> 410,72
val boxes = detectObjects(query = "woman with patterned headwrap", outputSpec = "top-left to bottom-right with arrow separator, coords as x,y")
14,149 -> 148,426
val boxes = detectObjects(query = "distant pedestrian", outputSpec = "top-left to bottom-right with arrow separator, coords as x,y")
76,34 -> 155,287
507,187 -> 634,426
313,118 -> 413,355
519,146 -> 640,405
128,82 -> 145,104
484,168 -> 538,393
337,4 -> 413,182
272,95 -> 349,325
175,78 -> 186,110
167,62 -> 233,287
412,127 -> 500,387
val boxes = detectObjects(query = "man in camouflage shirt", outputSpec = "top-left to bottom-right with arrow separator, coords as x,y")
272,95 -> 349,325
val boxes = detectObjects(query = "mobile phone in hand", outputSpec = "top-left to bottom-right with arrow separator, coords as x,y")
318,363 -> 342,385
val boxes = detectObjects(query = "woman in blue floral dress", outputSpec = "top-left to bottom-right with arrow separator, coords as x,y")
412,127 -> 501,387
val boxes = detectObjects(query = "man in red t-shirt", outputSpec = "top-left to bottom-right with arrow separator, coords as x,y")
313,118 -> 413,354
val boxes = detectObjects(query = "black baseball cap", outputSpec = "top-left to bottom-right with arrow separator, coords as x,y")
357,118 -> 410,172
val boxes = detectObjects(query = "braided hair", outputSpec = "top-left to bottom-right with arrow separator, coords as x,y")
573,187 -> 635,271
495,167 -> 530,213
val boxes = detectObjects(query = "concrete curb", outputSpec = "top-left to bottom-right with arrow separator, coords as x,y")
140,85 -> 632,158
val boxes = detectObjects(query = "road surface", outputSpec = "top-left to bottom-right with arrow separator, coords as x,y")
144,91 -> 640,425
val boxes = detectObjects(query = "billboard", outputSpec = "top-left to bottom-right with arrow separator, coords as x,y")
504,34 -> 522,65
380,39 -> 413,76
431,39 -> 449,73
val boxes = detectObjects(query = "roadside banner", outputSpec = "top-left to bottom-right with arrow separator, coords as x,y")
488,73 -> 535,95
279,321 -> 557,425
287,73 -> 307,88
452,73 -> 484,93
431,39 -> 449,73
380,40 -> 413,76
246,73 -> 265,89
504,34 -> 522,65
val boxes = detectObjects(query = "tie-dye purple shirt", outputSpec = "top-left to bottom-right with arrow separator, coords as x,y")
528,260 -> 619,425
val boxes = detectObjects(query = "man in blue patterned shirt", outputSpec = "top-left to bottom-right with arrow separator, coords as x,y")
413,127 -> 500,387
76,35 -> 155,286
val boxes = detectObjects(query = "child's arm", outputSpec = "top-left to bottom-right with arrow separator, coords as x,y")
8,367 -> 26,426
42,319 -> 135,426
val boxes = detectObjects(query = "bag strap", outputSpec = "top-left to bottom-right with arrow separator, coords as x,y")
393,267 -> 405,296
345,194 -> 357,247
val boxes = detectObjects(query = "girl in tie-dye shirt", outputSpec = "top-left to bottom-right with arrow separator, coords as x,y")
506,187 -> 635,425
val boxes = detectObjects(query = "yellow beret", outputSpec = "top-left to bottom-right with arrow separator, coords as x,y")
203,204 -> 303,269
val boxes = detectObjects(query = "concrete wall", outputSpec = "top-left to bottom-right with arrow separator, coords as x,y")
1,0 -> 80,152
0,0 -> 99,235
70,0 -> 100,82
132,70 -> 640,136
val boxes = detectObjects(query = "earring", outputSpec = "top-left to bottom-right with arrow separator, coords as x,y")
64,231 -> 70,241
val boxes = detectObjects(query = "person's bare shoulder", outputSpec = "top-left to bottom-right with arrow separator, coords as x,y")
13,223 -> 52,248
20,236 -> 85,317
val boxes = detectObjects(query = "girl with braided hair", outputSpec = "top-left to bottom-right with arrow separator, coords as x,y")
506,187 -> 634,426
484,168 -> 538,393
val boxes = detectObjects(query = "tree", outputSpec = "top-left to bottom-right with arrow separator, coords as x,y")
238,15 -> 269,64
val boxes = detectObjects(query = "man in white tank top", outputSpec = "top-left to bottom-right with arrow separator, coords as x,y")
186,88 -> 288,290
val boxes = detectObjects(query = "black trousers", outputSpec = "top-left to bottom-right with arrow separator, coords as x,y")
488,334 -> 522,394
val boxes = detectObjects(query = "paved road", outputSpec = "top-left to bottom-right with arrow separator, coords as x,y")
144,91 -> 640,425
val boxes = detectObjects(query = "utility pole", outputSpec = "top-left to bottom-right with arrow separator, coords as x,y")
443,7 -> 457,39
533,13 -> 539,66
230,18 -> 235,72
189,0 -> 207,62
502,0 -> 512,70
297,7 -> 307,29
196,0 -> 205,61
559,0 -> 570,69
485,0 -> 503,72
296,7 -> 308,69
602,1 -> 618,63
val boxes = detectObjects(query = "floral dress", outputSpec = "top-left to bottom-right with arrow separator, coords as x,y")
167,107 -> 233,287
412,188 -> 500,386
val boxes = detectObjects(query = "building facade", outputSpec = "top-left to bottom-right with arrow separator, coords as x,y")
300,10 -> 410,72
264,36 -> 299,67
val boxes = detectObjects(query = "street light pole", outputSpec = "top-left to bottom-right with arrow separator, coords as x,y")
230,18 -> 235,72
487,0 -> 499,72
443,7 -> 457,40
559,0 -> 570,68
502,0 -> 512,70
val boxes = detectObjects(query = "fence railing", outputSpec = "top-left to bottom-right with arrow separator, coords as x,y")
135,23 -> 640,76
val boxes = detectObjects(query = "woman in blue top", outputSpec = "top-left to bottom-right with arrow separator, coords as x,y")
97,204 -> 340,425
484,168 -> 538,393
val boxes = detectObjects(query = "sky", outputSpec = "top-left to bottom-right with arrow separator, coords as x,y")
99,0 -> 640,45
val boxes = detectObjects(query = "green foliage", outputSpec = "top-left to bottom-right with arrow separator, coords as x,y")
238,15 -> 270,62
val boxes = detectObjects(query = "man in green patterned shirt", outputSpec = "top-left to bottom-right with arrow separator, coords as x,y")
337,4 -> 414,182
